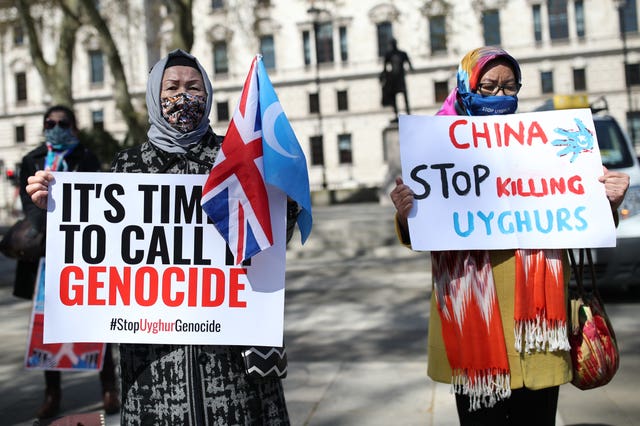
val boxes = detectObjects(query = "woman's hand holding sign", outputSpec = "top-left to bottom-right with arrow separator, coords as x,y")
26,170 -> 54,210
599,166 -> 629,212
390,176 -> 414,238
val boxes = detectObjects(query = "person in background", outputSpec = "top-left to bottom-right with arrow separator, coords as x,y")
389,47 -> 629,425
16,105 -> 120,419
27,50 -> 293,425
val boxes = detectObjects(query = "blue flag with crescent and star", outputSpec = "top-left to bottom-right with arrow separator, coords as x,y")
202,55 -> 312,264
256,57 -> 313,243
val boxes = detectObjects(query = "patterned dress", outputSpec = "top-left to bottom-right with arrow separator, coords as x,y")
111,131 -> 290,426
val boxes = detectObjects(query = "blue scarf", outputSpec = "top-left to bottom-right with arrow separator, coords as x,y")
458,91 -> 518,116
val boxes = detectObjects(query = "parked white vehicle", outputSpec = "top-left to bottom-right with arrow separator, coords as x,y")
534,96 -> 640,291
591,114 -> 640,291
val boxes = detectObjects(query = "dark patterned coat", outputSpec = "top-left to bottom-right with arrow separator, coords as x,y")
111,131 -> 291,426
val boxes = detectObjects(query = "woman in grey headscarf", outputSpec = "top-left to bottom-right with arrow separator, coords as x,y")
28,49 -> 291,425
114,49 -> 219,171
112,49 -> 291,426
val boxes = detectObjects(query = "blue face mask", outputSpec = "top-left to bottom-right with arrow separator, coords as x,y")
459,92 -> 518,116
45,126 -> 79,150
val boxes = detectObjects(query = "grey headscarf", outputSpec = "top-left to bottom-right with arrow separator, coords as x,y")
146,49 -> 214,153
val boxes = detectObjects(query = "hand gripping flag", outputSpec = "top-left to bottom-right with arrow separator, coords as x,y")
202,55 -> 312,264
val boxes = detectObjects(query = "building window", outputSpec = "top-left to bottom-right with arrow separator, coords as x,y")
212,0 -> 224,9
13,24 -> 24,45
482,10 -> 501,46
573,68 -> 586,91
15,125 -> 25,144
337,90 -> 348,111
89,50 -> 104,84
541,71 -> 554,94
434,81 -> 449,103
621,0 -> 638,33
429,15 -> 447,53
217,101 -> 229,121
338,133 -> 352,164
213,41 -> 228,74
626,63 -> 640,86
309,92 -> 320,114
548,0 -> 568,40
377,21 -> 393,58
15,72 -> 27,101
310,135 -> 324,166
575,0 -> 585,38
260,35 -> 276,70
533,4 -> 543,42
315,22 -> 334,64
339,26 -> 348,62
303,31 -> 311,66
92,109 -> 104,130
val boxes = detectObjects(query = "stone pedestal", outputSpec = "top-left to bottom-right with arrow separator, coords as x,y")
379,123 -> 400,205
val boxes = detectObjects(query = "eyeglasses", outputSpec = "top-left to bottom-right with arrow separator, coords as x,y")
477,82 -> 522,97
44,118 -> 71,130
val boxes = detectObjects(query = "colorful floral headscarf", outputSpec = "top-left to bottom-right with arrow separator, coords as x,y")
457,46 -> 521,94
438,46 -> 521,116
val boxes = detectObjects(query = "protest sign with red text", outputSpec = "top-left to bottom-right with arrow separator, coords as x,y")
43,173 -> 286,346
399,109 -> 616,250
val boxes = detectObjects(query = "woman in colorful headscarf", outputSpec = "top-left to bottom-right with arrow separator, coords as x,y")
390,47 -> 629,425
14,105 -> 120,419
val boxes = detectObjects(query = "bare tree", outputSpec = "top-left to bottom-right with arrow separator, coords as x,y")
8,0 -> 196,145
76,0 -> 146,145
163,0 -> 194,52
15,0 -> 80,106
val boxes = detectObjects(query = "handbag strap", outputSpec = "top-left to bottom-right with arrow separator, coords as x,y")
567,248 -> 601,299
585,248 -> 601,299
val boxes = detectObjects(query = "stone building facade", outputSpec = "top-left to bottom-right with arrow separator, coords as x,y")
0,0 -> 638,214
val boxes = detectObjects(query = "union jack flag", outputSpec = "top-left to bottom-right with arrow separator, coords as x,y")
201,58 -> 271,264
202,56 -> 312,265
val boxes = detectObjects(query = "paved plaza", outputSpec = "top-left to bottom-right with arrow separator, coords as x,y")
0,203 -> 638,425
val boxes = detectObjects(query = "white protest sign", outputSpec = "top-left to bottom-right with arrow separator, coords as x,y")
399,109 -> 617,251
44,172 -> 286,346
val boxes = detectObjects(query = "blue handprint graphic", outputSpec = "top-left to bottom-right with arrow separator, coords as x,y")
551,117 -> 594,163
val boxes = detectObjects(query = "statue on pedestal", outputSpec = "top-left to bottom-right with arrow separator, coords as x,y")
380,38 -> 413,121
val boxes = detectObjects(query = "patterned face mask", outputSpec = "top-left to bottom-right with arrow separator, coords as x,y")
161,92 -> 207,133
45,126 -> 78,149
44,126 -> 79,171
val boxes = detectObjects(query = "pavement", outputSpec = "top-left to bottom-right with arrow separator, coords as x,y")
0,202 -> 639,425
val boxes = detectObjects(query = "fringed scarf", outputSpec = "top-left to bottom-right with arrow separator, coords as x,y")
433,47 -> 569,411
432,250 -> 511,411
514,249 -> 569,354
433,250 -> 568,411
